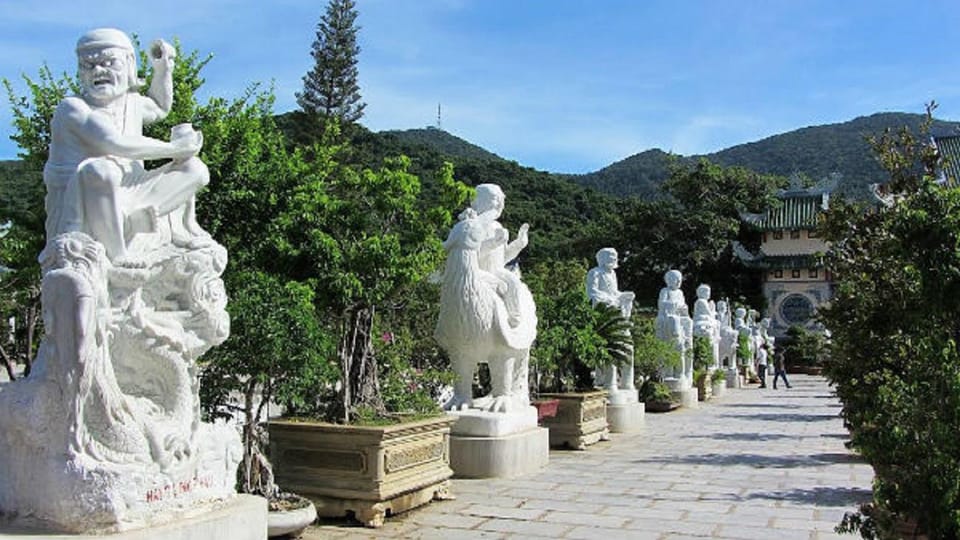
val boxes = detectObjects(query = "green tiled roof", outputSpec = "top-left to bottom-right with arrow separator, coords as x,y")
742,192 -> 827,231
935,135 -> 960,188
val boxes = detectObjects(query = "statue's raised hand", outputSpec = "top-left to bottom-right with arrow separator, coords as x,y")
149,39 -> 175,71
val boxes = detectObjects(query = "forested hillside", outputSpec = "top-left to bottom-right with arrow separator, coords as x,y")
572,112 -> 960,198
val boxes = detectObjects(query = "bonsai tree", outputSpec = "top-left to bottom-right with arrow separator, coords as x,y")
265,135 -> 471,423
201,271 -> 333,502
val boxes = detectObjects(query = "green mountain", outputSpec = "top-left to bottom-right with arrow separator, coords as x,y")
572,112 -> 960,198
381,127 -> 502,162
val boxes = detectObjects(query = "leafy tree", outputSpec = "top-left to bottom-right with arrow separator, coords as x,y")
200,271 -> 334,496
297,0 -> 365,126
2,66 -> 78,378
265,139 -> 469,423
616,159 -> 785,307
821,105 -> 960,539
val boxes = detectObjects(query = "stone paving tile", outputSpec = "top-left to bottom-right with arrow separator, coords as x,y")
460,504 -> 545,521
520,498 -> 605,514
302,375 -> 873,539
565,525 -> 666,539
475,518 -> 572,537
540,509 -> 629,528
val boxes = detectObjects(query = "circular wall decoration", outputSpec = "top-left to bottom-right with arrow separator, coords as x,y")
779,293 -> 814,325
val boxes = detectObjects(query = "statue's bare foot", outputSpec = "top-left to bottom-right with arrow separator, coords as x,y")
484,395 -> 514,413
443,394 -> 473,411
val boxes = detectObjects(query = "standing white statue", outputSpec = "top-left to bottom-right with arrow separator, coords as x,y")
655,269 -> 693,388
715,300 -> 740,368
759,317 -> 776,353
692,283 -> 720,369
0,29 -> 239,533
435,184 -> 538,415
585,248 -> 636,403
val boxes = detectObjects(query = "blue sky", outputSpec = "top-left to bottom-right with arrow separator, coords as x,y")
1,0 -> 958,174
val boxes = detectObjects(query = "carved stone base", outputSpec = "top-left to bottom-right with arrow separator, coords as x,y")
449,427 -> 549,478
310,480 -> 453,528
726,367 -> 742,388
0,495 -> 266,540
539,391 -> 610,450
673,388 -> 699,409
606,401 -> 645,433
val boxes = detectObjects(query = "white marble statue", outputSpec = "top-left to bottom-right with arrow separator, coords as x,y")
715,300 -> 740,368
734,306 -> 753,363
655,269 -> 693,388
759,317 -> 776,354
435,184 -> 537,416
585,248 -> 636,403
44,28 -> 211,267
0,29 -> 239,533
692,283 -> 720,368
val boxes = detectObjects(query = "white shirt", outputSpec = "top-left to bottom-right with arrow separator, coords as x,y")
757,348 -> 768,366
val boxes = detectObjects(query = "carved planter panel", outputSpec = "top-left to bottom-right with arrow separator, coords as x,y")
538,390 -> 609,450
268,415 -> 456,527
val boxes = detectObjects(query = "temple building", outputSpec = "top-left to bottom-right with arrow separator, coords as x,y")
736,186 -> 832,338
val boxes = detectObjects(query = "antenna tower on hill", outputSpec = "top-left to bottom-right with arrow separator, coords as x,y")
437,103 -> 442,131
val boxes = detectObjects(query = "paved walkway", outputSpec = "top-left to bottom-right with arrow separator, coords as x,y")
303,375 -> 873,539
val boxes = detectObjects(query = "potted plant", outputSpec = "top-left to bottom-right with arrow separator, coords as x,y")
692,335 -> 713,401
710,367 -> 728,398
255,136 -> 471,527
640,380 -> 679,412
527,261 -> 619,450
632,313 -> 682,412
201,271 -> 330,537
784,324 -> 828,375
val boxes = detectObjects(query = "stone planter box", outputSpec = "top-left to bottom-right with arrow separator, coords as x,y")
268,415 -> 456,528
538,390 -> 609,450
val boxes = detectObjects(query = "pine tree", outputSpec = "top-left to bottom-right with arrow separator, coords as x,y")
297,0 -> 366,125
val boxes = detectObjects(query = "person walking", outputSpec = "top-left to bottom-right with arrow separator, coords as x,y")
756,344 -> 768,388
773,350 -> 792,389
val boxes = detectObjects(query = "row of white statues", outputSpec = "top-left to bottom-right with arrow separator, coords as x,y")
0,28 -> 239,533
655,271 -> 774,390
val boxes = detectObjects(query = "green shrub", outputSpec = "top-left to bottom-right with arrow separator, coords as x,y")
692,335 -> 713,371
639,379 -> 675,404
821,107 -> 960,539
632,313 -> 681,385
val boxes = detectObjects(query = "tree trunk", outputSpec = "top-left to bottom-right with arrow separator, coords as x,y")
0,342 -> 16,381
338,305 -> 383,423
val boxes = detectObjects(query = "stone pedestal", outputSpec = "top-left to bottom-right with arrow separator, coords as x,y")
726,367 -> 742,388
449,426 -> 549,478
606,402 -> 645,433
605,388 -> 644,433
673,388 -> 699,409
0,495 -> 266,540
447,406 -> 548,478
